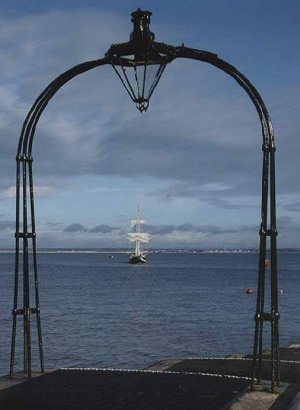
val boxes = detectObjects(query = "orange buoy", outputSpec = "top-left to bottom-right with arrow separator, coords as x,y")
246,288 -> 254,295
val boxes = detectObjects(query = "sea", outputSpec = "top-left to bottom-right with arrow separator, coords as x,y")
0,251 -> 299,376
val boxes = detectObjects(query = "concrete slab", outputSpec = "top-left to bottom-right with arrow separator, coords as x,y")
0,368 -> 250,410
229,382 -> 289,410
0,346 -> 298,409
0,370 -> 55,391
288,391 -> 300,410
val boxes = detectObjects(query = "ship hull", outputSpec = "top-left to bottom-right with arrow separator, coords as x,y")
129,254 -> 147,264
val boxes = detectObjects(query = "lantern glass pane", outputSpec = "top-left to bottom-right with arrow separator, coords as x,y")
143,64 -> 157,99
134,65 -> 146,99
112,60 -> 167,112
112,65 -> 136,102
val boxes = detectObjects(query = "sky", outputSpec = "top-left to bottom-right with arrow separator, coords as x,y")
0,0 -> 299,249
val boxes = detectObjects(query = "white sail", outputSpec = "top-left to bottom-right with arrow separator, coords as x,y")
127,207 -> 150,262
131,219 -> 145,226
128,233 -> 150,243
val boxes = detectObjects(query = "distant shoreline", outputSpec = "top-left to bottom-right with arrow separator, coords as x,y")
0,248 -> 300,254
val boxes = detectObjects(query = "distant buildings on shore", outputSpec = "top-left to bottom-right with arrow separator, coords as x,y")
0,248 -> 299,254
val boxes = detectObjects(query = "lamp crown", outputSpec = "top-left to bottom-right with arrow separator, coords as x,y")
108,9 -> 174,113
130,8 -> 155,45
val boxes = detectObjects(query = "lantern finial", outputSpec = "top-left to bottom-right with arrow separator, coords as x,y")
106,9 -> 175,113
130,9 -> 155,47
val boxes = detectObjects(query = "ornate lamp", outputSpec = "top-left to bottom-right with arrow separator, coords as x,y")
106,9 -> 175,112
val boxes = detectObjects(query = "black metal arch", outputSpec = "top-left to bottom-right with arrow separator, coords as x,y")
10,43 -> 279,391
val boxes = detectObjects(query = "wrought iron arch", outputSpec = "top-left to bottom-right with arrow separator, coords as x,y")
10,10 -> 279,392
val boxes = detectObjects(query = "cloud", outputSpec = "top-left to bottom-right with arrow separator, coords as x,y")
0,7 -> 298,249
176,224 -> 196,232
143,222 -> 260,248
151,181 -> 259,210
283,202 -> 300,212
90,107 -> 261,188
89,224 -> 120,233
0,9 -> 130,182
0,217 -> 296,249
143,224 -> 175,235
60,221 -> 255,242
276,215 -> 293,228
0,220 -> 15,230
46,221 -> 62,227
0,9 -> 296,200
64,223 -> 87,233
0,9 -> 264,191
143,223 -> 234,236
1,185 -> 56,199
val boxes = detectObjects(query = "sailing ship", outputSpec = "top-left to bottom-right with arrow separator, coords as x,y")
127,207 -> 150,264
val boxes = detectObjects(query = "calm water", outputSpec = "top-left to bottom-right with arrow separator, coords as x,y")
0,252 -> 299,375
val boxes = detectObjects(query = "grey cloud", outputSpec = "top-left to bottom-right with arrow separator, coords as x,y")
18,219 -> 298,249
89,224 -> 120,233
177,223 -> 197,232
283,202 -> 300,212
46,222 -> 62,226
237,224 -> 259,233
277,215 -> 293,228
196,225 -> 222,234
155,183 -> 204,200
143,224 -> 176,235
203,196 -> 254,210
0,220 -> 15,230
64,223 -> 124,234
0,10 -> 263,193
0,10 -> 297,203
0,9 -> 298,252
144,223 -> 239,236
92,121 -> 260,190
196,225 -> 237,235
151,182 -> 258,210
64,223 -> 87,233
177,224 -> 224,234
0,10 -> 130,181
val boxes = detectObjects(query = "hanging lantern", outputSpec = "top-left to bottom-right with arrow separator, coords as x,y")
111,58 -> 167,113
106,9 -> 175,113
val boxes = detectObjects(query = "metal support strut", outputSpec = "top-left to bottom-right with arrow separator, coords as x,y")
9,57 -> 108,378
251,143 -> 280,392
10,154 -> 44,378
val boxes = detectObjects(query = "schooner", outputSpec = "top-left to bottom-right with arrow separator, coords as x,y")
127,207 -> 150,264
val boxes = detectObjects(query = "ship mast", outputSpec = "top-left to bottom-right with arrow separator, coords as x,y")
128,207 -> 150,255
135,207 -> 142,255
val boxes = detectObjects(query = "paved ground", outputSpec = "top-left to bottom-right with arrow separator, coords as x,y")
0,368 -> 250,410
0,347 -> 298,409
167,357 -> 300,384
